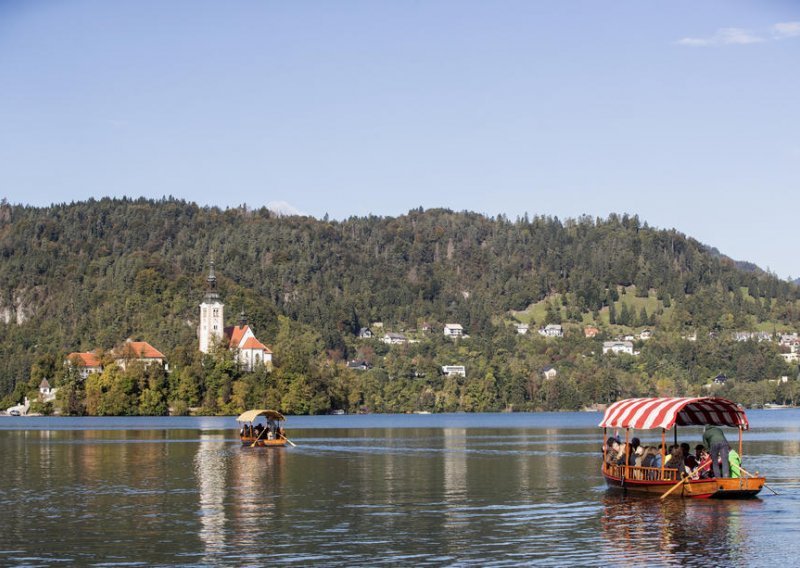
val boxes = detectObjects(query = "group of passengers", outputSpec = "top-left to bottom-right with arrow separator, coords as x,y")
240,418 -> 282,441
603,425 -> 742,480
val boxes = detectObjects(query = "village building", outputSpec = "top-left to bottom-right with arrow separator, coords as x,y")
358,327 -> 373,339
66,351 -> 103,379
539,324 -> 563,338
382,332 -> 408,345
515,323 -> 529,335
639,329 -> 653,340
442,365 -> 466,377
781,352 -> 799,363
603,340 -> 634,355
443,323 -> 464,338
114,340 -> 167,371
198,261 -> 273,371
542,366 -> 558,380
346,360 -> 372,371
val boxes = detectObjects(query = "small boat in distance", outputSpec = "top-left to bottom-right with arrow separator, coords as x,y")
237,409 -> 287,447
599,397 -> 766,499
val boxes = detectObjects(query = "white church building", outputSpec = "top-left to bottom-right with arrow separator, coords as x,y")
198,262 -> 273,371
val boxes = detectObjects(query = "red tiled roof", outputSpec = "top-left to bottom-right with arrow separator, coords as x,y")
117,341 -> 165,360
68,352 -> 102,367
225,325 -> 250,348
241,336 -> 269,351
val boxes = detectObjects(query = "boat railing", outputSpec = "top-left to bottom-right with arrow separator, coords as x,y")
603,463 -> 680,482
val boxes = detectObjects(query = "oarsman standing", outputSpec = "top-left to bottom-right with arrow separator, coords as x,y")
703,425 -> 731,478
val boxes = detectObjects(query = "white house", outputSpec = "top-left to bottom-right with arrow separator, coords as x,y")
66,351 -> 103,379
382,332 -> 408,345
444,324 -> 464,338
781,352 -> 799,363
639,329 -> 652,340
603,341 -> 634,355
358,327 -> 373,339
542,366 -> 558,380
515,323 -> 529,335
539,324 -> 563,338
442,365 -> 466,377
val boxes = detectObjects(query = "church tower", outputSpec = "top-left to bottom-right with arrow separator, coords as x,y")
199,259 -> 225,353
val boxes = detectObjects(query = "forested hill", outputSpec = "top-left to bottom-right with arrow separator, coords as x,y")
1,198 -> 798,411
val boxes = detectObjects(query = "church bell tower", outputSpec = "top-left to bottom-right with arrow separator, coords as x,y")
199,259 -> 225,353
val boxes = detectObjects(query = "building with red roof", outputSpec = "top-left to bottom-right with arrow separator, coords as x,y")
66,351 -> 103,379
114,339 -> 167,371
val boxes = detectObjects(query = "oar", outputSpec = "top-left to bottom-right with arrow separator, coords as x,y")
279,433 -> 297,447
740,466 -> 779,495
250,426 -> 268,447
660,473 -> 690,500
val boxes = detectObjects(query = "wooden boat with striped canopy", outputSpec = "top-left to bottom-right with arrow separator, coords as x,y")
237,409 -> 287,447
599,397 -> 765,499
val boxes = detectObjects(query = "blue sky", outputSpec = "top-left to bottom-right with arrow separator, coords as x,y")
1,1 -> 798,277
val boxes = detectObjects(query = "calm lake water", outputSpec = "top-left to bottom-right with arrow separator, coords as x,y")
1,411 -> 799,566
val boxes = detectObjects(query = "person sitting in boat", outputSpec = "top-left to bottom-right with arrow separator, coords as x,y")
681,443 -> 698,471
666,445 -> 685,478
254,423 -> 264,438
604,437 -> 620,465
641,446 -> 658,468
728,448 -> 742,478
703,425 -> 731,478
633,445 -> 645,466
616,443 -> 635,467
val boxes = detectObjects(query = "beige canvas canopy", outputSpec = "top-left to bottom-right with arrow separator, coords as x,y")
236,409 -> 285,423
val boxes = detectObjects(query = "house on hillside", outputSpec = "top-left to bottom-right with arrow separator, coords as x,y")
539,324 -> 563,338
713,373 -> 728,385
781,353 -> 799,363
347,360 -> 372,371
515,323 -> 529,335
603,341 -> 634,355
66,351 -> 103,379
442,365 -> 466,377
114,340 -> 167,371
542,366 -> 558,380
584,326 -> 599,338
382,332 -> 408,345
358,327 -> 373,339
639,329 -> 652,340
444,323 -> 464,338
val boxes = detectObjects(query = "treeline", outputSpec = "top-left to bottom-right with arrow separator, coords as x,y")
1,198 -> 799,413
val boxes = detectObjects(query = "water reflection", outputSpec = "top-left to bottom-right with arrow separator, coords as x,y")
195,433 -> 228,561
599,493 -> 764,566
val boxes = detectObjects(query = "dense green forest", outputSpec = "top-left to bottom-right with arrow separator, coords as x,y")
1,198 -> 799,415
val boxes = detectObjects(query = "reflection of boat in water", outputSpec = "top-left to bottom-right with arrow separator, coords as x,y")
236,409 -> 287,447
599,397 -> 765,499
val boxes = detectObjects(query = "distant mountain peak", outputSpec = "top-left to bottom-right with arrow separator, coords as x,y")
266,200 -> 306,217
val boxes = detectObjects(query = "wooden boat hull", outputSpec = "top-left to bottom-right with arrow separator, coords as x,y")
240,437 -> 286,448
603,472 -> 764,499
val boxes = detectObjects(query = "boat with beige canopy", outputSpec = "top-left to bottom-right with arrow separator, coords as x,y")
236,409 -> 293,447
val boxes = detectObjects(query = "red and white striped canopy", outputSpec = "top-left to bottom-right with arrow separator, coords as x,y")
599,397 -> 749,430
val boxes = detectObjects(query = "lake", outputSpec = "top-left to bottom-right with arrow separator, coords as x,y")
1,411 -> 798,566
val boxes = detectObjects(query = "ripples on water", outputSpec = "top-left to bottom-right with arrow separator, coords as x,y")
0,414 -> 798,566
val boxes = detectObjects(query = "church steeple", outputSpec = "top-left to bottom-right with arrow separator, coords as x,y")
199,256 -> 224,353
